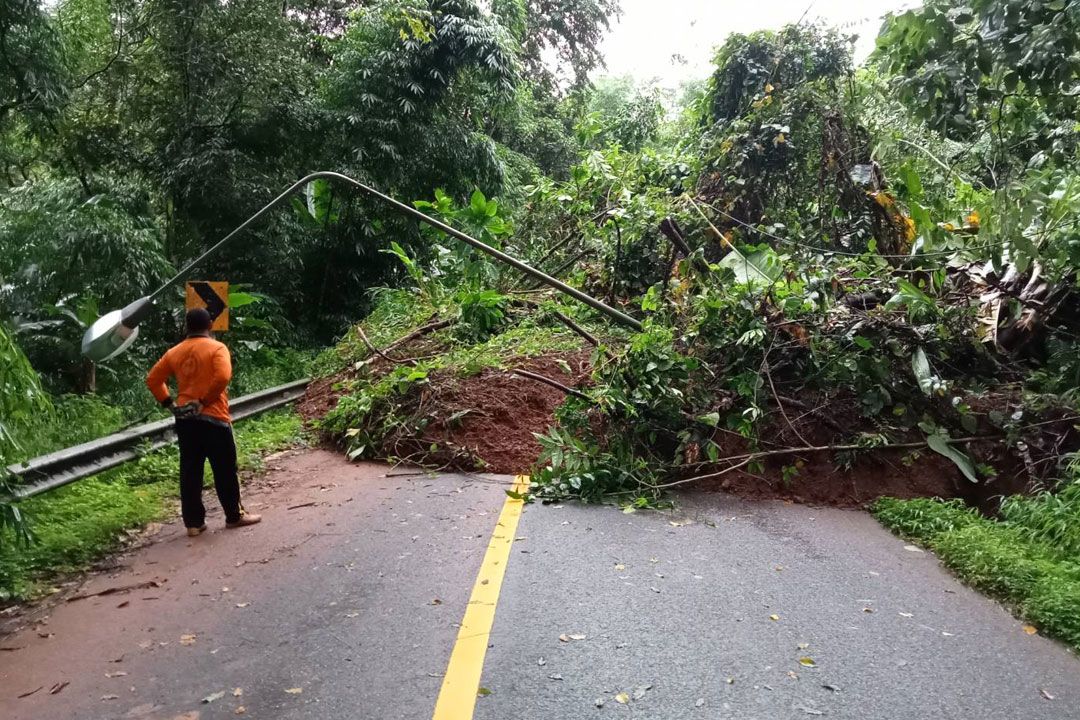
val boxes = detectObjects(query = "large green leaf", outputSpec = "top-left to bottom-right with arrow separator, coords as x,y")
719,247 -> 781,287
926,433 -> 978,483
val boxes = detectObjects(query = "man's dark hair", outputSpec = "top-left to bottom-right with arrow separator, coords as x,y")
186,308 -> 213,334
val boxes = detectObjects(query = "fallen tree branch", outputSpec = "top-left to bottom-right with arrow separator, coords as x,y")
512,299 -> 604,350
511,369 -> 592,401
776,395 -> 847,435
355,325 -> 415,366
765,359 -> 812,448
378,318 -> 454,357
67,579 -> 164,602
653,434 -> 999,491
525,249 -> 591,289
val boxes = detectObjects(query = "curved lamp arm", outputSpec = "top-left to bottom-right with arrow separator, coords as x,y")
82,171 -> 641,362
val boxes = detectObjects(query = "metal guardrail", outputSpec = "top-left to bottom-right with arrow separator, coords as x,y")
4,379 -> 310,501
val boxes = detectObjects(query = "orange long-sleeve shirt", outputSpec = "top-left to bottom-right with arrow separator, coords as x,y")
146,336 -> 233,424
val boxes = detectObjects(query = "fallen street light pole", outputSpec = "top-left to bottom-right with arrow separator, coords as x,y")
3,379 -> 310,501
83,171 -> 642,363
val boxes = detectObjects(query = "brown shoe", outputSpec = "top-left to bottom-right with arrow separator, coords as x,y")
226,512 -> 262,529
187,525 -> 208,537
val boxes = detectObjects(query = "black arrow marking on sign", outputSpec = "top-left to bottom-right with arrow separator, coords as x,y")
191,282 -> 226,322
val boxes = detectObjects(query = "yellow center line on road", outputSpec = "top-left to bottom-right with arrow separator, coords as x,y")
432,475 -> 529,720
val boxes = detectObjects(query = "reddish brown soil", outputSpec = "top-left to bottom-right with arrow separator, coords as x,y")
700,448 -> 964,508
685,389 -> 1047,509
299,350 -> 593,475
298,343 -> 1069,508
423,352 -> 593,473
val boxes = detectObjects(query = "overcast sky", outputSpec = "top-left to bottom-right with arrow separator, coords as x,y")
597,0 -> 921,88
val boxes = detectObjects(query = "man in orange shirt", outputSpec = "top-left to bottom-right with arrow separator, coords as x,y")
147,308 -> 261,536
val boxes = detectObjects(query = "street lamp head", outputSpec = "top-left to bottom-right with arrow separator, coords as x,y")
81,296 -> 153,363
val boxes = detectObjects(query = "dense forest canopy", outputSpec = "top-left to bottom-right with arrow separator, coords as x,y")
2,0 -> 1079,503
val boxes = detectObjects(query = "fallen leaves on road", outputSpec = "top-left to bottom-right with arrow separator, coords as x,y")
477,687 -> 492,697
548,673 -> 564,681
898,612 -> 913,618
49,681 -> 69,695
180,634 -> 197,646
695,698 -> 705,707
236,603 -> 249,608
614,564 -> 626,571
429,598 -> 442,606
1041,688 -> 1055,700
902,545 -> 924,553
559,633 -> 587,642
101,694 -> 119,701
105,671 -> 127,678
235,707 -> 246,715
17,686 -> 43,699
798,657 -> 817,668
233,688 -> 243,697
769,614 -> 780,621
797,643 -> 809,650
1023,624 -> 1039,635
822,684 -> 841,692
632,684 -> 652,700
202,691 -> 226,704
537,657 -> 546,666
285,688 -> 303,695
614,692 -> 630,704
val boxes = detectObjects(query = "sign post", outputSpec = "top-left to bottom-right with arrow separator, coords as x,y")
185,281 -> 229,332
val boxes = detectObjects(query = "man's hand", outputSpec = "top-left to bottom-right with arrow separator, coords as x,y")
172,401 -> 203,420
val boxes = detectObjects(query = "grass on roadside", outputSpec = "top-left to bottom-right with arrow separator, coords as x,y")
0,410 -> 306,601
873,487 -> 1080,652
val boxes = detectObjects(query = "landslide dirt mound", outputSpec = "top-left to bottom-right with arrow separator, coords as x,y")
683,388 -> 1055,509
424,352 -> 592,473
299,350 -> 593,474
300,344 -> 1069,507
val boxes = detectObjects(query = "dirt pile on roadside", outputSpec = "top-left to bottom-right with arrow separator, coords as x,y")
299,350 -> 592,474
681,387 -> 1072,508
423,352 -> 592,473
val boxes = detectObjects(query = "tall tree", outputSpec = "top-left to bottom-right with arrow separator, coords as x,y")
519,0 -> 620,91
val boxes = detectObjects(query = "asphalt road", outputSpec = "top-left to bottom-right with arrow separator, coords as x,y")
1,449 -> 1077,720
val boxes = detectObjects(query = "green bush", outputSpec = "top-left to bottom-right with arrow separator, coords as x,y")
1024,577 -> 1080,650
872,497 -> 981,539
873,495 -> 1080,652
999,481 -> 1080,559
931,524 -> 1050,602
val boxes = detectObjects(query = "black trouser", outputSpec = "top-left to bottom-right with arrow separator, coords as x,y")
176,418 -> 242,528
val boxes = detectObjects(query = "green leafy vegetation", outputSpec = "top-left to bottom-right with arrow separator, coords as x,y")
874,479 -> 1080,651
